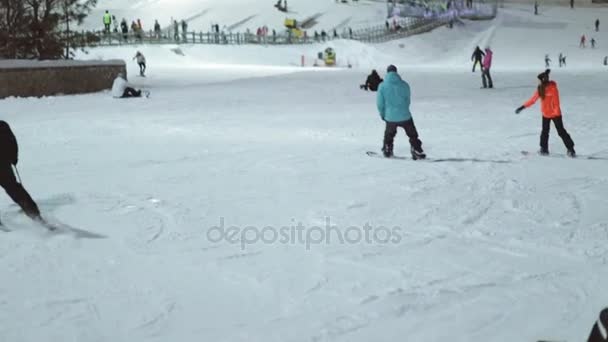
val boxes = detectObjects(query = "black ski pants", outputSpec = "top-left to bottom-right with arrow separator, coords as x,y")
138,62 -> 146,75
482,68 -> 493,88
383,119 -> 423,152
540,116 -> 574,150
0,163 -> 40,219
122,87 -> 142,98
472,58 -> 482,72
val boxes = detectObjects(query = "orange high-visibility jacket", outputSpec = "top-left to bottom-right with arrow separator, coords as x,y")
523,81 -> 562,118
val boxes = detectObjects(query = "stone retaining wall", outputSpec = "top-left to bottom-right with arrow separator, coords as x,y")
0,60 -> 126,99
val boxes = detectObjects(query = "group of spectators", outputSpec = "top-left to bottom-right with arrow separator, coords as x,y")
102,10 -> 191,42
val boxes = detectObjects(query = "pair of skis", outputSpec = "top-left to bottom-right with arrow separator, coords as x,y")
0,216 -> 106,239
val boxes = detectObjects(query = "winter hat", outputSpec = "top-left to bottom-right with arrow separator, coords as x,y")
537,69 -> 550,82
387,64 -> 397,73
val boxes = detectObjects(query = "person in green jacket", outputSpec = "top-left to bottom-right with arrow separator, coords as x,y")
103,11 -> 112,34
376,65 -> 426,159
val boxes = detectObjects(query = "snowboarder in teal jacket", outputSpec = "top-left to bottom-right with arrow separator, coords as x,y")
376,65 -> 425,159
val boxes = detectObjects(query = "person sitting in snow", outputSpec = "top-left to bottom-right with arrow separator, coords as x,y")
360,69 -> 383,91
112,73 -> 144,98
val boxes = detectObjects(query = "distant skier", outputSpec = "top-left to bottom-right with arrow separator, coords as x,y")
580,34 -> 586,48
112,73 -> 144,98
545,54 -> 551,68
481,47 -> 493,88
515,69 -> 576,157
133,51 -> 146,76
591,38 -> 596,48
376,65 -> 426,160
534,1 -> 538,15
471,46 -> 485,72
595,19 -> 600,32
604,56 -> 607,66
559,53 -> 566,67
0,121 -> 42,226
360,69 -> 383,91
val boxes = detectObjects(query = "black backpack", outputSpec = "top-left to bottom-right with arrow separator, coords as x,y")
0,120 -> 18,165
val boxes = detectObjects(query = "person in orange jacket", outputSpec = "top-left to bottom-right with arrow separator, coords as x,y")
515,69 -> 576,157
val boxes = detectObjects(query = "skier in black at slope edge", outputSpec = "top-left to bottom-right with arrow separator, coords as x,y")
0,121 -> 43,227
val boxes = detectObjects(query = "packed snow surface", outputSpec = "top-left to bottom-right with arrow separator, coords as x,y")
2,4 -> 608,342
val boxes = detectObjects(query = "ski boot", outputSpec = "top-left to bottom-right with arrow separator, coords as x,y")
567,148 -> 576,158
411,147 -> 426,160
382,145 -> 393,158
539,147 -> 549,156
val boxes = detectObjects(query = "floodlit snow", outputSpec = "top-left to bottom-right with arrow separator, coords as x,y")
2,3 -> 608,342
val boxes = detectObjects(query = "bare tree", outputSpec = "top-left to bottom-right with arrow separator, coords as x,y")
0,0 -> 96,59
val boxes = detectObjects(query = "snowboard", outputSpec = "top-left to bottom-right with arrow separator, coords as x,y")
366,151 -> 513,164
366,151 -> 422,160
521,150 -> 608,160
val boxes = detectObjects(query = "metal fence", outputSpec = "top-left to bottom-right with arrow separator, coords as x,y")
63,6 -> 495,49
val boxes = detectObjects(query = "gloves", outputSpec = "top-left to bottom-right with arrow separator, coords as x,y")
515,106 -> 525,114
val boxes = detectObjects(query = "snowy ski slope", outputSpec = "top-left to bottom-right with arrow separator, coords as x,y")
2,3 -> 608,342
82,3 -> 608,71
84,0 -> 388,33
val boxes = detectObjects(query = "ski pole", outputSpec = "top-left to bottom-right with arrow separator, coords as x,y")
13,165 -> 22,184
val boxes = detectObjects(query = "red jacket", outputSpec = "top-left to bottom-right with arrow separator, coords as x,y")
523,81 -> 562,118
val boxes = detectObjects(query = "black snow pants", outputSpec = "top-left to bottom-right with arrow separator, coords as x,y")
138,62 -> 146,76
383,119 -> 423,153
482,68 -> 493,88
540,116 -> 575,151
122,87 -> 142,98
472,58 -> 482,72
0,163 -> 40,220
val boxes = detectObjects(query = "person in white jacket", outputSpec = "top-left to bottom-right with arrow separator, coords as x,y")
112,73 -> 142,98
133,51 -> 146,76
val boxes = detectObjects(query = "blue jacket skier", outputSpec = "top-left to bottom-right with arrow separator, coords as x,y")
376,65 -> 425,159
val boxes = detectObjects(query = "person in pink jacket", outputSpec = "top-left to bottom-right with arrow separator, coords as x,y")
481,47 -> 493,88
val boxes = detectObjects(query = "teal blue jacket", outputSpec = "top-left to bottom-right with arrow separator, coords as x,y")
376,72 -> 412,122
